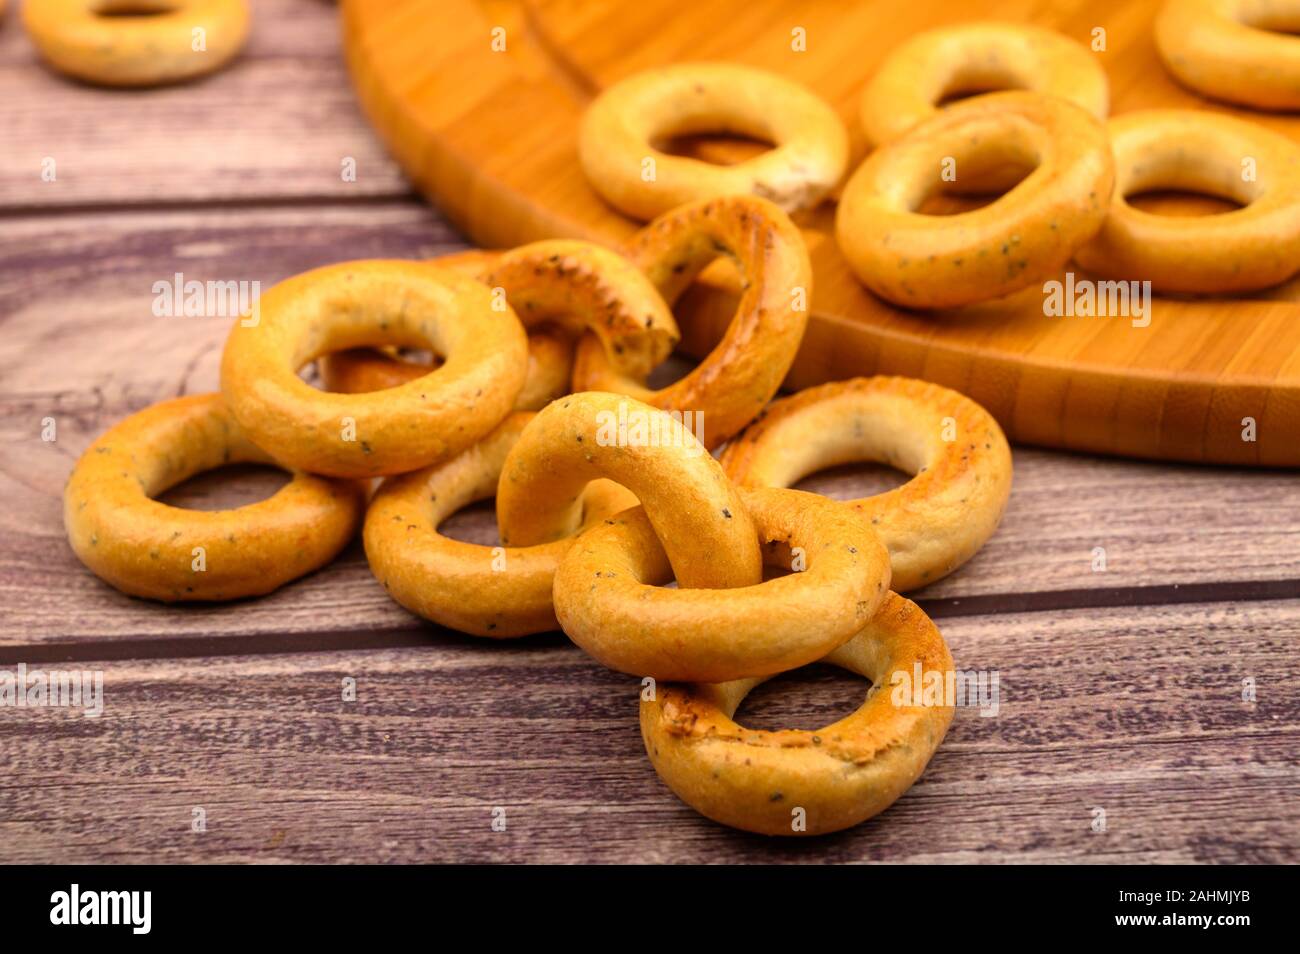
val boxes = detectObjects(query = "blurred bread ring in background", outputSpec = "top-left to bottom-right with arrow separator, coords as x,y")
859,21 -> 1108,148
495,391 -> 762,590
1074,110 -> 1300,293
579,62 -> 848,220
640,592 -> 955,836
554,487 -> 891,682
364,412 -> 637,637
24,0 -> 250,87
221,259 -> 528,478
722,377 -> 1012,592
571,196 -> 811,448
1156,0 -> 1300,110
836,91 -> 1114,309
63,393 -> 364,602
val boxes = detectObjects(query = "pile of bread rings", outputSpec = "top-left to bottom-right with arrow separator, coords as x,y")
581,9 -> 1300,304
65,191 -> 1014,836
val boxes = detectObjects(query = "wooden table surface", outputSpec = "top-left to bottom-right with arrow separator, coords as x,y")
1,0 -> 1296,864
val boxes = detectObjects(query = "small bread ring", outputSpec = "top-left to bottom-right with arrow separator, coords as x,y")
320,329 -> 574,412
721,378 -> 1013,592
579,62 -> 849,220
63,393 -> 364,602
571,196 -> 811,448
1074,110 -> 1300,293
640,592 -> 954,836
364,413 -> 637,637
1156,0 -> 1300,110
220,259 -> 528,479
836,91 -> 1114,309
24,0 -> 250,88
554,487 -> 891,682
859,22 -> 1108,148
495,392 -> 762,590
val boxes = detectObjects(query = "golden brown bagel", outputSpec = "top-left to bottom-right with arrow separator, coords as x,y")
580,61 -> 848,220
24,0 -> 250,87
571,196 -> 811,448
721,377 -> 1012,592
641,593 -> 955,836
836,91 -> 1114,309
495,392 -> 761,590
1156,0 -> 1300,110
364,413 -> 637,637
1074,110 -> 1300,293
220,259 -> 528,479
554,487 -> 891,682
63,393 -> 363,602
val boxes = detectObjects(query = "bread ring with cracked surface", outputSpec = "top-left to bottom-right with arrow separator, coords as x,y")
836,91 -> 1114,309
640,592 -> 954,836
495,391 -> 761,590
364,412 -> 637,638
571,195 -> 811,448
721,377 -> 1012,592
220,259 -> 528,479
554,486 -> 891,682
579,61 -> 848,220
64,393 -> 364,602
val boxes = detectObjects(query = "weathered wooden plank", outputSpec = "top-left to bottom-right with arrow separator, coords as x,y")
1,600 -> 1294,863
0,0 -> 409,207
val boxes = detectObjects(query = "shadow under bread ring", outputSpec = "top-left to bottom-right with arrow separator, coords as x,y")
63,393 -> 364,602
364,412 -> 637,638
835,91 -> 1114,309
495,391 -> 762,590
220,259 -> 529,479
553,487 -> 891,683
24,0 -> 250,87
640,592 -> 955,836
570,195 -> 812,448
721,377 -> 1012,592
1156,0 -> 1300,110
579,61 -> 848,220
1073,110 -> 1300,293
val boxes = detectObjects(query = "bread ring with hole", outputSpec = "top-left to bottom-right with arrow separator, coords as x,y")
579,61 -> 849,220
220,259 -> 528,479
836,91 -> 1114,309
640,592 -> 954,836
24,0 -> 250,87
364,412 -> 637,637
1073,110 -> 1300,293
721,377 -> 1012,592
571,196 -> 811,448
496,391 -> 761,590
554,487 -> 890,682
859,22 -> 1108,148
63,393 -> 364,602
1156,0 -> 1300,110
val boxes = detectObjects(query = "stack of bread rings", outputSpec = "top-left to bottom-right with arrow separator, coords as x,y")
65,189 -> 1015,836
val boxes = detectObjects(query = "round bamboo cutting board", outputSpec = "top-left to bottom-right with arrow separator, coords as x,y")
341,0 -> 1300,466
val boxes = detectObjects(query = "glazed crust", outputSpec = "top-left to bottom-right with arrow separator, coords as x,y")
24,0 -> 250,87
553,487 -> 891,682
571,196 -> 811,448
495,391 -> 762,590
63,393 -> 364,602
364,413 -> 637,637
640,592 -> 955,836
1156,0 -> 1300,110
579,61 -> 848,220
859,21 -> 1108,147
1074,109 -> 1300,293
836,91 -> 1115,309
721,377 -> 1013,592
220,259 -> 529,478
